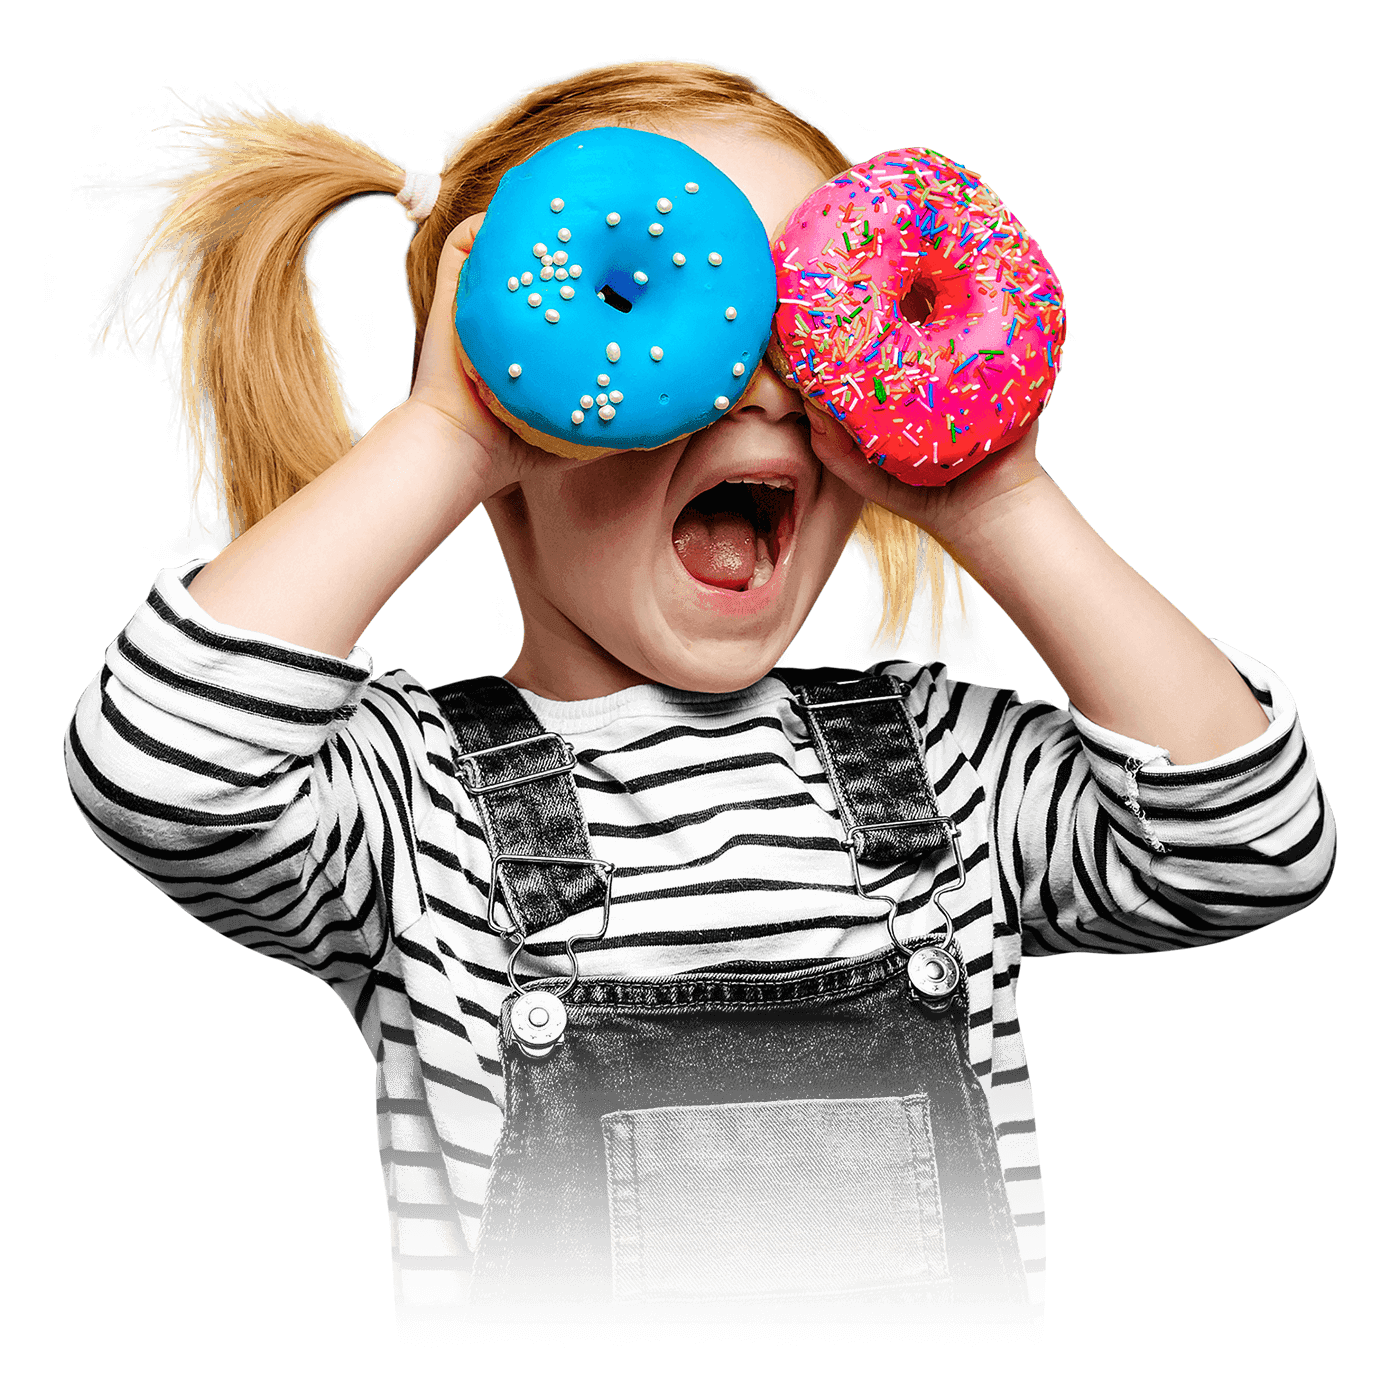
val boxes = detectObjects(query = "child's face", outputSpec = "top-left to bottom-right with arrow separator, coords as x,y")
489,123 -> 862,700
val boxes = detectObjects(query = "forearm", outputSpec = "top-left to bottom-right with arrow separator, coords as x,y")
189,400 -> 494,658
935,467 -> 1269,764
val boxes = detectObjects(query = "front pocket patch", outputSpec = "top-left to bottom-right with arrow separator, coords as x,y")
601,1094 -> 948,1302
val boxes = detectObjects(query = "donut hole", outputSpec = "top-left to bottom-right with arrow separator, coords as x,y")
898,281 -> 941,328
596,282 -> 635,314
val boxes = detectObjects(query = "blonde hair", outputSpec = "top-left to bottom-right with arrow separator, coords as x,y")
139,61 -> 951,641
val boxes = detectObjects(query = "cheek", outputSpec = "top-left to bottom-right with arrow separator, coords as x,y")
554,445 -> 684,537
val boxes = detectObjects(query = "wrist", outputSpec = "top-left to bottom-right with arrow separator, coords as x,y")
922,456 -> 1058,566
383,398 -> 500,508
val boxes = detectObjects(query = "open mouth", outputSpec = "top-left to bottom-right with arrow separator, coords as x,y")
672,477 -> 796,592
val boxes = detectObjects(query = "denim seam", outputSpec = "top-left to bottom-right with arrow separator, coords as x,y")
900,1094 -> 946,1284
602,1115 -> 642,1301
471,1024 -> 526,1295
950,1046 -> 1025,1288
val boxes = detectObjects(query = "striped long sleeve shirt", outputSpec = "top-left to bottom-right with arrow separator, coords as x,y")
65,565 -> 1336,1313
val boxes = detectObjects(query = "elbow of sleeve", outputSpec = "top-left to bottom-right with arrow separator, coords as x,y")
64,669 -> 319,866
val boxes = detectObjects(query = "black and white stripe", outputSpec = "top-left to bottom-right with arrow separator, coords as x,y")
66,567 -> 1336,1311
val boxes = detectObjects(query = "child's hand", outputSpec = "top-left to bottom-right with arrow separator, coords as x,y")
803,403 -> 1046,549
410,216 -> 587,499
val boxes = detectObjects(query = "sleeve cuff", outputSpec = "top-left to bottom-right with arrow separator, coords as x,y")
1068,641 -> 1303,851
104,562 -> 376,756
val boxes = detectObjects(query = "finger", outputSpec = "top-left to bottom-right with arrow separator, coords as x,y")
804,402 -> 873,476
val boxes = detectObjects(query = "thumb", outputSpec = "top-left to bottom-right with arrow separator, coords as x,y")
431,212 -> 486,308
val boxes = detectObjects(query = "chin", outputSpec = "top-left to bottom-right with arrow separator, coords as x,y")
624,627 -> 777,695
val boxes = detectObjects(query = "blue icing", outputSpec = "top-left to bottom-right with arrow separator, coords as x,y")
455,128 -> 777,450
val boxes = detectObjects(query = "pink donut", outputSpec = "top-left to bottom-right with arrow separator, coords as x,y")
773,149 -> 1067,486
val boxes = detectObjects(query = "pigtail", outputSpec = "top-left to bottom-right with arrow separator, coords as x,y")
845,506 -> 968,663
137,109 -> 410,536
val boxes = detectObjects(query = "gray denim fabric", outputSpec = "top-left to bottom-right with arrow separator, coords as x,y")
603,1094 -> 950,1302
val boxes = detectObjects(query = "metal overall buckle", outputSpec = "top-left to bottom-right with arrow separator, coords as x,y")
487,853 -> 615,1059
793,680 -> 967,1013
845,816 -> 967,1013
455,732 -> 577,795
456,728 -> 611,1060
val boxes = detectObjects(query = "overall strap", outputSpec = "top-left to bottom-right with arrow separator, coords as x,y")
430,676 -> 609,939
775,667 -> 955,866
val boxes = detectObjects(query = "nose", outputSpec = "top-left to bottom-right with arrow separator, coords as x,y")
731,341 -> 804,420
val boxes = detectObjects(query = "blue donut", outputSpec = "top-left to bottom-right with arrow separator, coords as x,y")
454,127 -> 778,452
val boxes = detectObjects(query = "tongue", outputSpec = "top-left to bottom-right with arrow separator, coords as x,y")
672,507 -> 757,589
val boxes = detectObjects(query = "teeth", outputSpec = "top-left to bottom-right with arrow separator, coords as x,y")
724,476 -> 795,491
746,537 -> 776,591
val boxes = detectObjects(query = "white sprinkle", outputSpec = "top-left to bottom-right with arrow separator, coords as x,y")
609,390 -> 623,404
714,396 -> 730,411
508,364 -> 522,378
560,285 -> 575,300
596,374 -> 610,387
684,181 -> 699,194
598,404 -> 616,421
606,342 -> 621,363
540,266 -> 555,281
528,292 -> 542,307
551,198 -> 565,213
708,252 -> 722,266
631,271 -> 648,286
650,346 -> 664,362
597,292 -> 605,300
571,409 -> 584,424
545,309 -> 560,323
656,197 -> 673,214
672,252 -> 686,266
724,306 -> 736,320
568,265 -> 582,278
580,395 -> 594,409
553,250 -> 568,265
606,212 -> 621,226
521,271 -> 534,286
541,254 -> 553,267
648,222 -> 664,237
732,362 -> 745,376
507,276 -> 520,291
532,242 -> 548,258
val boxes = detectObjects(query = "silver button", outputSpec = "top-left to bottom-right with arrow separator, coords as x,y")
510,989 -> 567,1057
908,945 -> 961,1007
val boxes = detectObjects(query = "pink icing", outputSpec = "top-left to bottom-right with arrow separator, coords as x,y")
774,149 -> 1067,486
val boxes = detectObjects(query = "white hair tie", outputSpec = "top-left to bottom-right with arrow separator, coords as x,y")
396,170 -> 441,223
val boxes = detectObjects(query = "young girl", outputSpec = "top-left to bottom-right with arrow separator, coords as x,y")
65,61 -> 1335,1320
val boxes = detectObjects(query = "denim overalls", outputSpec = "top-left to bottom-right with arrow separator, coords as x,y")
433,671 -> 1027,1317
